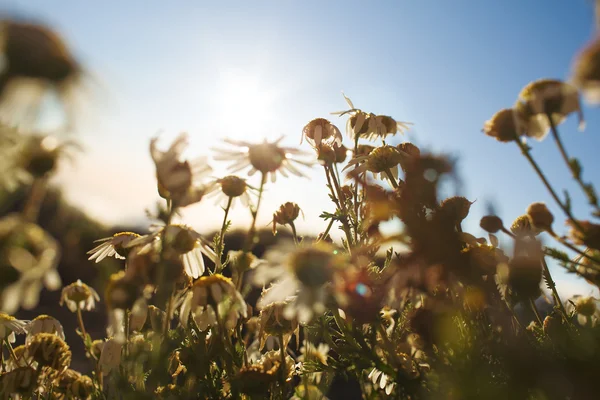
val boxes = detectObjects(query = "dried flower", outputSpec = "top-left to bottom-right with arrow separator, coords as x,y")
25,315 -> 64,344
439,196 -> 475,227
526,202 -> 554,232
150,133 -> 212,208
25,333 -> 72,374
60,280 -> 99,312
483,108 -> 524,142
298,342 -> 329,383
214,137 -> 313,182
0,367 -> 37,398
567,220 -> 600,251
571,36 -> 600,104
179,274 -> 247,331
258,299 -> 299,350
87,232 -> 141,263
0,312 -> 28,343
515,79 -> 584,140
271,202 -> 302,235
301,118 -> 342,148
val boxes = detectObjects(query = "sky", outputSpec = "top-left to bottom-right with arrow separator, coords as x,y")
3,0 -> 600,298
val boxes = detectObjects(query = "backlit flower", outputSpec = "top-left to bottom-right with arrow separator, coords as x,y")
60,280 -> 100,312
571,36 -> 600,104
128,224 -> 216,279
0,312 -> 28,343
87,232 -> 141,263
25,315 -> 64,344
567,295 -> 600,326
483,108 -> 525,142
301,118 -> 343,148
271,202 -> 303,235
343,145 -> 407,182
98,338 -> 122,376
298,342 -> 329,383
213,137 -> 313,183
150,133 -> 212,208
204,175 -> 255,208
258,299 -> 299,350
25,333 -> 72,374
515,79 -> 584,140
179,274 -> 248,331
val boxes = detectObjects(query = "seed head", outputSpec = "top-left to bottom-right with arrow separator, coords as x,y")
218,175 -> 247,198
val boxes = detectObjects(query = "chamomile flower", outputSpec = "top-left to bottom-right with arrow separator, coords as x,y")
343,145 -> 408,183
204,175 -> 256,208
0,312 -> 28,343
368,368 -> 396,396
571,36 -> 600,104
301,118 -> 343,149
60,280 -> 100,312
128,224 -> 216,279
567,295 -> 600,326
150,133 -> 212,208
87,232 -> 141,263
254,241 -> 346,323
258,299 -> 299,350
179,274 -> 248,331
298,342 -> 330,383
213,137 -> 313,183
25,315 -> 64,344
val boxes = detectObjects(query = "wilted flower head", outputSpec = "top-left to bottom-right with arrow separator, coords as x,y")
60,280 -> 100,312
26,315 -> 64,344
179,274 -> 247,331
344,145 -> 407,183
571,35 -> 600,104
0,312 -> 28,342
271,202 -> 303,235
87,232 -> 140,263
515,79 -> 584,140
483,108 -> 525,142
150,133 -> 212,208
214,137 -> 313,183
302,118 -> 342,148
25,333 -> 72,374
205,175 -> 255,208
255,241 -> 345,323
129,224 -> 216,279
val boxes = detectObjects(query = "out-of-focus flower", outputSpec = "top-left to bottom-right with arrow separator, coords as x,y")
571,36 -> 600,104
25,315 -> 64,344
301,118 -> 343,149
526,202 -> 554,233
254,241 -> 345,323
150,133 -> 212,208
0,213 -> 61,313
60,280 -> 99,312
344,145 -> 408,183
368,368 -> 396,396
271,202 -> 303,235
510,215 -> 540,238
129,224 -> 216,279
291,384 -> 329,400
0,20 -> 82,128
439,196 -> 475,228
129,297 -> 148,332
480,215 -> 504,233
235,350 -> 295,396
567,220 -> 600,251
0,312 -> 28,343
25,333 -> 72,375
179,274 -> 247,331
567,295 -> 600,326
258,298 -> 299,350
205,175 -> 255,208
483,108 -> 525,142
227,250 -> 262,274
298,342 -> 329,383
515,79 -> 584,140
87,232 -> 141,263
333,265 -> 383,324
213,137 -> 313,183
98,338 -> 122,376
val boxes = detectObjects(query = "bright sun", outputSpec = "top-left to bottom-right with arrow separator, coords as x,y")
214,68 -> 277,138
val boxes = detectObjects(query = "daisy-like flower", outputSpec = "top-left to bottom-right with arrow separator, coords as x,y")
254,241 -> 346,323
0,312 -> 28,343
25,315 -> 64,344
150,133 -> 212,208
571,36 -> 600,104
25,333 -> 72,374
343,144 -> 408,183
60,280 -> 100,312
301,118 -> 343,149
128,224 -> 216,279
298,341 -> 330,384
514,79 -> 585,140
87,232 -> 141,263
204,175 -> 256,208
0,367 -> 38,398
258,298 -> 299,350
332,93 -> 412,140
179,274 -> 248,331
567,295 -> 600,326
0,213 -> 61,314
213,136 -> 313,183
483,108 -> 526,142
271,202 -> 303,235
368,368 -> 396,395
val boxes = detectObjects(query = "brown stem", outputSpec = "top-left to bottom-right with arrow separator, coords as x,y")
384,169 -> 399,189
22,177 -> 48,222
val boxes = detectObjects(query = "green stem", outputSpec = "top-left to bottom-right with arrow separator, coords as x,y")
215,196 -> 233,273
5,339 -> 18,363
76,307 -> 87,339
541,257 -> 568,321
22,177 -> 48,222
324,166 -> 354,251
318,218 -> 335,242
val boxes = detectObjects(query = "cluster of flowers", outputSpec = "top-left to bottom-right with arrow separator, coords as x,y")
3,13 -> 600,400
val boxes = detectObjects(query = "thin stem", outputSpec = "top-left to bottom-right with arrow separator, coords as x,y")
541,257 -> 568,321
215,196 -> 233,273
324,166 -> 354,251
243,174 -> 267,253
318,218 -> 335,242
22,177 -> 48,222
5,339 -> 18,363
278,332 -> 287,399
514,137 -> 583,232
163,287 -> 175,339
290,222 -> 299,245
384,169 -> 399,189
547,113 -> 600,214
76,307 -> 87,339
529,298 -> 543,325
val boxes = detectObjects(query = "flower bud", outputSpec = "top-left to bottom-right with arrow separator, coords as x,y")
480,215 -> 504,233
526,202 -> 554,232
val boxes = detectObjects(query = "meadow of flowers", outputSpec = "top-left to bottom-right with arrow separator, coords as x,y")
2,12 -> 600,400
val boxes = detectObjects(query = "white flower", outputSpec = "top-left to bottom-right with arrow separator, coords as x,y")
298,342 -> 330,383
301,118 -> 343,149
567,295 -> 600,326
254,241 -> 343,324
60,280 -> 100,312
87,232 -> 141,263
179,274 -> 247,331
0,312 -> 28,343
213,137 -> 313,183
368,368 -> 395,396
150,133 -> 212,207
128,224 -> 216,279
99,338 -> 123,376
129,298 -> 148,332
25,315 -> 64,344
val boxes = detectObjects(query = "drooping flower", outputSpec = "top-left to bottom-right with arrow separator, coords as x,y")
204,175 -> 256,208
514,79 -> 584,140
98,338 -> 123,376
343,145 -> 408,183
128,224 -> 216,279
258,298 -> 299,350
150,133 -> 212,208
179,274 -> 248,331
60,280 -> 100,312
483,108 -> 525,142
25,333 -> 72,375
25,315 -> 64,344
567,295 -> 600,326
0,312 -> 28,343
213,137 -> 313,183
301,118 -> 343,148
254,241 -> 345,323
271,202 -> 303,235
87,232 -> 141,263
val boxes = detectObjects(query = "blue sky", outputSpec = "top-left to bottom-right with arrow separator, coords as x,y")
4,1 -> 600,297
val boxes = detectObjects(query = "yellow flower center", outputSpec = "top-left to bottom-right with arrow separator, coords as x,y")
219,176 -> 247,197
